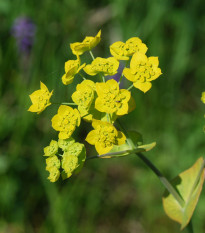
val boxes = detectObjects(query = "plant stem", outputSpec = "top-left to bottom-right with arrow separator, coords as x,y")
135,152 -> 184,207
187,220 -> 194,233
52,102 -> 77,106
127,84 -> 134,91
79,72 -> 86,80
89,50 -> 95,61
116,119 -> 185,207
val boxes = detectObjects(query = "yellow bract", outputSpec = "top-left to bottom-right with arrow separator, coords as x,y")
72,80 -> 95,119
70,30 -> 101,55
28,82 -> 53,114
46,155 -> 60,182
110,37 -> 148,60
84,57 -> 119,76
86,120 -> 126,154
62,56 -> 85,85
201,92 -> 205,104
51,105 -> 81,139
123,52 -> 162,93
43,140 -> 58,157
95,79 -> 131,115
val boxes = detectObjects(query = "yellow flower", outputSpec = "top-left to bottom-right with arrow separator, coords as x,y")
43,140 -> 58,156
28,82 -> 53,114
62,57 -> 85,85
46,155 -> 61,182
72,80 -> 95,119
70,30 -> 101,55
58,138 -> 75,151
86,120 -> 126,154
51,105 -> 81,139
110,37 -> 148,60
123,52 -> 162,93
84,57 -> 119,76
61,142 -> 86,179
201,92 -> 205,104
95,79 -> 131,115
47,167 -> 60,182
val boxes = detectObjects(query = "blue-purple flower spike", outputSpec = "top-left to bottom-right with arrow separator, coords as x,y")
11,17 -> 36,55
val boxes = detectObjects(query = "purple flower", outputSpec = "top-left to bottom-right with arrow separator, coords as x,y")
108,63 -> 124,88
11,17 -> 36,55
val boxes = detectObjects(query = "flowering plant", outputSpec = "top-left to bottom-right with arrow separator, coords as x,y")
28,30 -> 205,231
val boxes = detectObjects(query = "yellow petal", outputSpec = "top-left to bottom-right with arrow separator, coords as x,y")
116,103 -> 129,115
133,81 -> 152,93
83,64 -> 98,76
148,56 -> 159,67
58,105 -> 72,115
59,131 -> 70,140
40,81 -> 48,91
115,131 -> 126,145
123,68 -> 137,82
130,52 -> 147,71
95,142 -> 113,155
85,130 -> 97,145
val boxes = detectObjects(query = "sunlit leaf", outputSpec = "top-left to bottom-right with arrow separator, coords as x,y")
162,157 -> 205,230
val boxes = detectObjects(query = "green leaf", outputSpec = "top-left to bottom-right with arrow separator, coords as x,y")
104,131 -> 156,158
162,157 -> 205,230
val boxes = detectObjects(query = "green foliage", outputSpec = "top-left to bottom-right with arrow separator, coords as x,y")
1,0 -> 205,232
162,157 -> 205,230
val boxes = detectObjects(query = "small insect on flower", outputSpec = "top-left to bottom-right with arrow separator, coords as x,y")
28,82 -> 53,114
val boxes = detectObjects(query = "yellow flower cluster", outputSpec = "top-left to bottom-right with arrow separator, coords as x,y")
28,30 -> 162,182
43,138 -> 86,182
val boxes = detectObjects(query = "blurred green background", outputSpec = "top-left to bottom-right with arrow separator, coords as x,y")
0,0 -> 205,232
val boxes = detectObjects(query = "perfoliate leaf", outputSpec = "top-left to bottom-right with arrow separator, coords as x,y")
103,131 -> 156,158
162,157 -> 205,230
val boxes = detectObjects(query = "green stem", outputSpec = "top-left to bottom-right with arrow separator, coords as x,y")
127,84 -> 134,91
79,72 -> 86,80
52,102 -> 77,106
116,119 -> 185,207
187,220 -> 194,233
89,50 -> 95,61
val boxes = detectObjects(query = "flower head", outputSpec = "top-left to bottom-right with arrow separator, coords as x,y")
44,140 -> 58,157
72,80 -> 95,118
84,57 -> 119,76
46,155 -> 61,182
61,142 -> 86,179
28,82 -> 53,114
51,105 -> 81,139
123,52 -> 162,93
86,120 -> 126,154
110,37 -> 147,61
58,138 -> 75,151
11,16 -> 36,55
201,92 -> 205,104
70,30 -> 101,55
62,57 -> 85,85
95,79 -> 131,115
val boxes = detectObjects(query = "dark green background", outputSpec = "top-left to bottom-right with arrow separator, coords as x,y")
0,0 -> 205,232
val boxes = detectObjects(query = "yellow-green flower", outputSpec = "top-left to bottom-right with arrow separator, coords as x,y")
47,167 -> 60,182
84,57 -> 119,76
44,140 -> 58,156
201,92 -> 205,104
72,80 -> 95,119
28,82 -> 53,114
70,30 -> 101,55
51,105 -> 81,139
62,57 -> 85,85
95,79 -> 131,115
46,155 -> 61,182
123,52 -> 162,93
62,142 -> 86,179
110,37 -> 148,61
58,138 -> 75,151
86,120 -> 126,154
